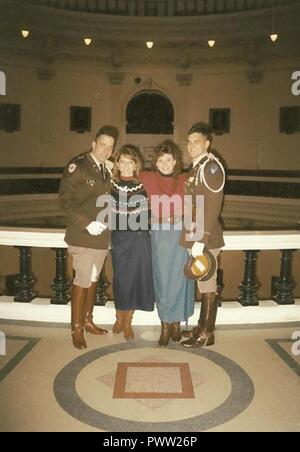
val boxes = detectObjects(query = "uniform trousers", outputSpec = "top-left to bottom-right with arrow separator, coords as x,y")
68,246 -> 108,288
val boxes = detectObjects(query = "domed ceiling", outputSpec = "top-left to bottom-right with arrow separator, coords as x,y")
0,0 -> 299,69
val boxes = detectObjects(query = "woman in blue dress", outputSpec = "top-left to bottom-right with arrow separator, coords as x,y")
141,142 -> 195,346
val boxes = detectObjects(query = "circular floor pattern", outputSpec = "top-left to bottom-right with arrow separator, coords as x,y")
54,338 -> 255,432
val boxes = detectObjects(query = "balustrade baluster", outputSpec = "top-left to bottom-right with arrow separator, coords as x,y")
51,248 -> 71,305
238,250 -> 260,306
14,246 -> 37,302
273,250 -> 296,305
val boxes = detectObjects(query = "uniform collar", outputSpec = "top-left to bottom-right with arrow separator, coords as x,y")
89,152 -> 105,169
192,152 -> 209,168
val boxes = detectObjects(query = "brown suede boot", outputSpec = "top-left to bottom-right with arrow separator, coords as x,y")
159,322 -> 172,347
170,322 -> 182,342
71,284 -> 87,350
123,310 -> 134,340
181,292 -> 218,348
84,282 -> 108,335
112,310 -> 124,334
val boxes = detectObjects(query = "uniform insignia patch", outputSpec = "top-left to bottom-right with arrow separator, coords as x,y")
87,179 -> 96,186
68,163 -> 77,173
209,163 -> 219,175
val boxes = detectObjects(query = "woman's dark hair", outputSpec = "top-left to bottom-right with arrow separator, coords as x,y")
152,140 -> 183,177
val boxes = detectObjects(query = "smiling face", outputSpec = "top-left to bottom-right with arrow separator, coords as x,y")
187,132 -> 210,161
117,154 -> 137,178
91,134 -> 115,163
156,153 -> 176,175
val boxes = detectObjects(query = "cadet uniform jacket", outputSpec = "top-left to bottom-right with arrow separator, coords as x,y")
180,153 -> 225,250
59,152 -> 111,250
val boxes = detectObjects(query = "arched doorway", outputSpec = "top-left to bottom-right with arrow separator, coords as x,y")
125,90 -> 174,167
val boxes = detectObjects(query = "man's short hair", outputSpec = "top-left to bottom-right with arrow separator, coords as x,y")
188,122 -> 212,144
95,125 -> 119,143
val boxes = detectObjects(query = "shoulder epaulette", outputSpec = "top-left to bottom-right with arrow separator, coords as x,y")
195,153 -> 225,193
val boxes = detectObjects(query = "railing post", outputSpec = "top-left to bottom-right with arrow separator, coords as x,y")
273,250 -> 296,305
50,248 -> 71,305
238,250 -> 260,306
95,267 -> 110,306
14,246 -> 36,302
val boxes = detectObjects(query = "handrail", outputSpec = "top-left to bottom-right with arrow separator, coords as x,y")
0,226 -> 298,305
0,226 -> 299,251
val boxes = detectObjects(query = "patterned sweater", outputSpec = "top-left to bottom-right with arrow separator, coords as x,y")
111,177 -> 150,231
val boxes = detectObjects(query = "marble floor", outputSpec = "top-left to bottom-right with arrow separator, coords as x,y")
0,320 -> 299,432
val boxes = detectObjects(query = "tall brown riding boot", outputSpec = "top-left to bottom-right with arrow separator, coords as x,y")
71,284 -> 87,350
170,322 -> 182,342
123,310 -> 134,340
84,282 -> 108,335
159,322 -> 172,347
112,310 -> 124,334
181,292 -> 218,348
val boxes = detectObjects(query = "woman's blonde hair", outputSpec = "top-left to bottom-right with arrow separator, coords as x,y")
113,144 -> 143,182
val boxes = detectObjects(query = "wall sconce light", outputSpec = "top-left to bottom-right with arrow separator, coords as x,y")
270,33 -> 278,42
208,40 -> 215,48
146,41 -> 154,49
84,38 -> 92,46
21,30 -> 30,38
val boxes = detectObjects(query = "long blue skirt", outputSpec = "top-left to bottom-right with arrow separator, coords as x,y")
111,230 -> 155,311
151,229 -> 195,322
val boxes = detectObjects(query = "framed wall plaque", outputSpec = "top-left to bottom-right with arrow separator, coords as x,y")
209,108 -> 231,135
70,106 -> 91,133
280,106 -> 300,134
0,103 -> 21,132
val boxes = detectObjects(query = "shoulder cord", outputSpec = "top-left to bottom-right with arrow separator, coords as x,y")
195,153 -> 226,193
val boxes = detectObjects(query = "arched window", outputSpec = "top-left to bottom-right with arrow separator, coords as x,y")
126,91 -> 174,134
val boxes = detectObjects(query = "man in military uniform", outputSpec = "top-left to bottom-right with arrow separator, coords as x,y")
180,122 -> 225,348
59,125 -> 118,349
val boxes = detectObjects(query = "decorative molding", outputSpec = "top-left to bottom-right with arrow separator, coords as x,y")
37,66 -> 55,81
176,52 -> 191,69
110,48 -> 123,69
246,68 -> 264,84
108,72 -> 125,85
8,0 -> 299,17
176,73 -> 193,86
